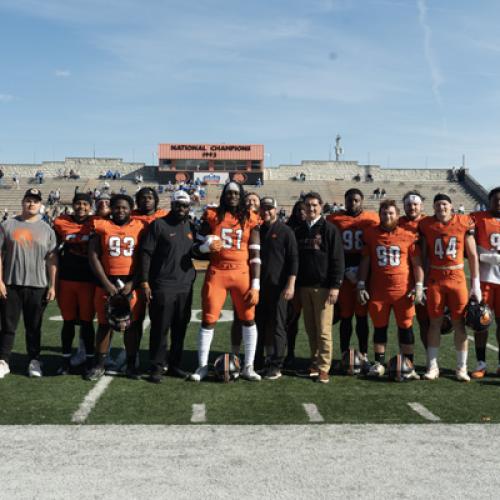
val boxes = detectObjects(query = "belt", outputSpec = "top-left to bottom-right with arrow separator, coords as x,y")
211,263 -> 247,271
430,264 -> 464,271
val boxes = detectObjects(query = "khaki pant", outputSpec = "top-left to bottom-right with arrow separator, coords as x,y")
299,287 -> 334,372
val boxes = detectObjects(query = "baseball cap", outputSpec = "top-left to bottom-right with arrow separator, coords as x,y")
23,188 -> 42,201
172,190 -> 191,204
96,192 -> 111,202
260,196 -> 277,208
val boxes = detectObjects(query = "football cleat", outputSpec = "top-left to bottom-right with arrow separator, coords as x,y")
455,368 -> 471,382
213,353 -> 240,383
367,362 -> 385,378
241,365 -> 262,381
465,298 -> 493,331
404,369 -> 421,381
471,361 -> 487,379
189,365 -> 209,382
264,367 -> 282,380
84,366 -> 105,381
0,360 -> 10,379
423,367 -> 440,380
28,359 -> 42,378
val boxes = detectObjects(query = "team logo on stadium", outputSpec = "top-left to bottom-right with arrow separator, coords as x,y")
175,172 -> 189,183
232,173 -> 247,183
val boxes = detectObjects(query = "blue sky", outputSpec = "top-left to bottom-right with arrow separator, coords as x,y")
0,0 -> 499,188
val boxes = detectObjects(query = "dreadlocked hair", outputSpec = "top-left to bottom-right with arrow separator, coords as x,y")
217,182 -> 249,230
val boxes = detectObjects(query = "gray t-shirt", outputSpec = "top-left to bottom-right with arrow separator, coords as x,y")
0,216 -> 57,288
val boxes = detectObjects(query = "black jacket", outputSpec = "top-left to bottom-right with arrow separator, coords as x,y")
295,217 -> 344,289
138,213 -> 196,292
260,220 -> 298,288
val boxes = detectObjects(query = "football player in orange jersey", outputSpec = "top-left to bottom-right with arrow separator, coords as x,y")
230,191 -> 261,356
470,187 -> 500,378
419,193 -> 481,382
53,193 -> 96,376
86,194 -> 146,381
190,182 -> 262,382
399,190 -> 430,349
357,200 -> 423,379
327,189 -> 378,366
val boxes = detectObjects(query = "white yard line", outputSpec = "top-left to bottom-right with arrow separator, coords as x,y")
467,335 -> 499,353
71,376 -> 113,424
302,403 -> 324,423
191,404 -> 207,423
407,402 -> 441,422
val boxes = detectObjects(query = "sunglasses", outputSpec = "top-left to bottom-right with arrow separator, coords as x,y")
174,202 -> 190,208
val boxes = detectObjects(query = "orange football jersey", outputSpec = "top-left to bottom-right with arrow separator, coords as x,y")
131,208 -> 168,225
419,214 -> 474,268
471,211 -> 500,252
398,215 -> 424,236
363,225 -> 418,292
203,208 -> 260,267
91,218 -> 145,276
53,215 -> 92,258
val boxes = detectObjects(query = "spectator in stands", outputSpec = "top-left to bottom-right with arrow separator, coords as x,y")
158,185 -> 164,194
380,188 -> 386,199
353,174 -> 361,182
134,173 -> 143,185
2,209 -> 8,222
13,173 -> 20,190
457,167 -> 466,182
99,170 -> 107,179
373,188 -> 380,199
366,173 -> 374,182
300,172 -> 306,182
106,170 -> 113,179
120,186 -> 127,195
113,170 -> 121,180
54,188 -> 61,203
0,168 -> 4,186
256,177 -> 262,187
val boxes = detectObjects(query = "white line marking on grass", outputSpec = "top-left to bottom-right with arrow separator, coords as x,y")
71,376 -> 113,424
467,335 -> 499,353
191,404 -> 206,423
407,402 -> 441,422
303,403 -> 324,423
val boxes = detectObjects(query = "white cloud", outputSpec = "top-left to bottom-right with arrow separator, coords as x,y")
416,0 -> 444,108
0,94 -> 14,102
55,69 -> 71,77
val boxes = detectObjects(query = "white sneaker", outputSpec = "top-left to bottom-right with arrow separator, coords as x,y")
189,365 -> 209,382
70,340 -> 86,367
423,367 -> 440,380
367,362 -> 385,378
403,369 -> 421,381
241,365 -> 262,381
0,360 -> 10,379
28,359 -> 43,378
456,367 -> 471,382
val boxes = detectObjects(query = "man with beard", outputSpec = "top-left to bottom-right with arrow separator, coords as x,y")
138,190 -> 196,383
470,187 -> 500,378
357,200 -> 423,378
53,193 -> 96,376
86,194 -> 146,381
327,189 -> 378,367
399,191 -> 429,349
190,182 -> 261,382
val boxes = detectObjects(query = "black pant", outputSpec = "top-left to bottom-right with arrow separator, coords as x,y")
255,285 -> 288,369
0,285 -> 47,362
148,288 -> 192,371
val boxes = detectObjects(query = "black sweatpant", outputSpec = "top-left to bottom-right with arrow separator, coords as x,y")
148,288 -> 192,371
0,285 -> 47,363
255,285 -> 288,369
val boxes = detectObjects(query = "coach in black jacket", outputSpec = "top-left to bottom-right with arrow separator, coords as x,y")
295,191 -> 344,384
255,197 -> 298,379
138,190 -> 196,383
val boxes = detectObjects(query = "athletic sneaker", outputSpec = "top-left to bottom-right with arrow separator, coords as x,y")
28,359 -> 42,378
423,367 -> 440,380
70,340 -> 86,367
189,365 -> 209,382
317,370 -> 330,384
367,362 -> 385,378
471,361 -> 487,379
84,366 -> 105,382
296,366 -> 320,378
403,369 -> 421,381
264,367 -> 282,380
146,368 -> 163,384
455,368 -> 471,382
0,360 -> 10,379
241,365 -> 262,381
125,365 -> 141,381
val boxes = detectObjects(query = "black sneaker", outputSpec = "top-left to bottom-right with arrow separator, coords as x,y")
84,366 -> 105,381
146,370 -> 162,384
57,358 -> 71,376
264,367 -> 282,380
125,365 -> 141,380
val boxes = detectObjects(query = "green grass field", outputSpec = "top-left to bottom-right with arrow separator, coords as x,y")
1,273 -> 499,425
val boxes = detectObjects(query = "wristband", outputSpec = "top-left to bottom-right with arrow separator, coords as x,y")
357,280 -> 366,290
251,279 -> 260,290
415,282 -> 423,288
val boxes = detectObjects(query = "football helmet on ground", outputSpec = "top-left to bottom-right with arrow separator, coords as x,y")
213,353 -> 241,382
